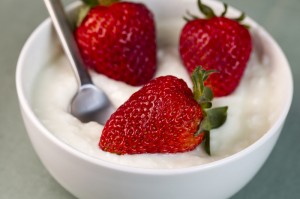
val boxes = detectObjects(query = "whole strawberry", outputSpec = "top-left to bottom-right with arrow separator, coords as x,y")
100,67 -> 227,155
75,0 -> 156,86
179,0 -> 252,96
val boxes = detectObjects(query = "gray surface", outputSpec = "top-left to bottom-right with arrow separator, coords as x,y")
0,0 -> 299,198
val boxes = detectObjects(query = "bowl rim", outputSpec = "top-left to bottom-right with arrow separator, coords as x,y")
16,0 -> 293,175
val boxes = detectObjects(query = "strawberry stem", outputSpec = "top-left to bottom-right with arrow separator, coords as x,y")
191,66 -> 228,155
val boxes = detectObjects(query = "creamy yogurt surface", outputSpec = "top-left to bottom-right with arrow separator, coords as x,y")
32,17 -> 285,169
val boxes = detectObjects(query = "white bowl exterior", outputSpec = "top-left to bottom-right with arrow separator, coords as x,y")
16,0 -> 293,199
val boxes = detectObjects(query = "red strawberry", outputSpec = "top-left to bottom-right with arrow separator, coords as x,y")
179,0 -> 252,96
99,67 -> 227,155
75,0 -> 156,86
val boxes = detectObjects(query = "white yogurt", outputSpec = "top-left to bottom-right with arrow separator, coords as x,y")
32,19 -> 285,169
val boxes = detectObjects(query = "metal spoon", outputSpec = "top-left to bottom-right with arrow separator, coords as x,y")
44,0 -> 115,124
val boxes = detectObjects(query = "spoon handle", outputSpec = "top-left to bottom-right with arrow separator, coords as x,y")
44,0 -> 92,86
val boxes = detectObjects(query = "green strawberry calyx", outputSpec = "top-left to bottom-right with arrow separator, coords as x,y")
82,0 -> 119,7
77,0 -> 120,26
184,0 -> 248,27
192,66 -> 228,155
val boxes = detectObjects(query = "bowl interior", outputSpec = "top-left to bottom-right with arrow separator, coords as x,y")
16,0 -> 293,173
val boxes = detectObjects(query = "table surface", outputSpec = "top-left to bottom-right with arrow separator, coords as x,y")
1,0 -> 299,198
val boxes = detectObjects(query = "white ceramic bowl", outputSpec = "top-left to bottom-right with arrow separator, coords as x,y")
16,0 -> 293,199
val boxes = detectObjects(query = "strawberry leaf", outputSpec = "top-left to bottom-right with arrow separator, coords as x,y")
197,106 -> 227,155
201,102 -> 212,109
197,0 -> 215,18
205,106 -> 228,129
78,0 -> 120,26
204,131 -> 211,155
232,12 -> 246,22
186,10 -> 199,20
192,66 -> 216,104
199,86 -> 213,107
82,0 -> 99,7
191,66 -> 228,155
194,106 -> 227,136
185,0 -> 250,29
192,67 -> 204,103
82,0 -> 119,7
198,117 -> 211,132
98,0 -> 119,6
221,3 -> 228,17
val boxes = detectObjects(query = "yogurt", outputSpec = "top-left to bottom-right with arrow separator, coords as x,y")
32,18 -> 285,169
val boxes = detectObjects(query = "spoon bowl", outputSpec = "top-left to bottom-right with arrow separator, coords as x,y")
44,0 -> 114,124
71,84 -> 115,123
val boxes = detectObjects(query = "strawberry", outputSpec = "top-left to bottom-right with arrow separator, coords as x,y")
99,67 -> 227,155
179,0 -> 252,96
75,0 -> 156,86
